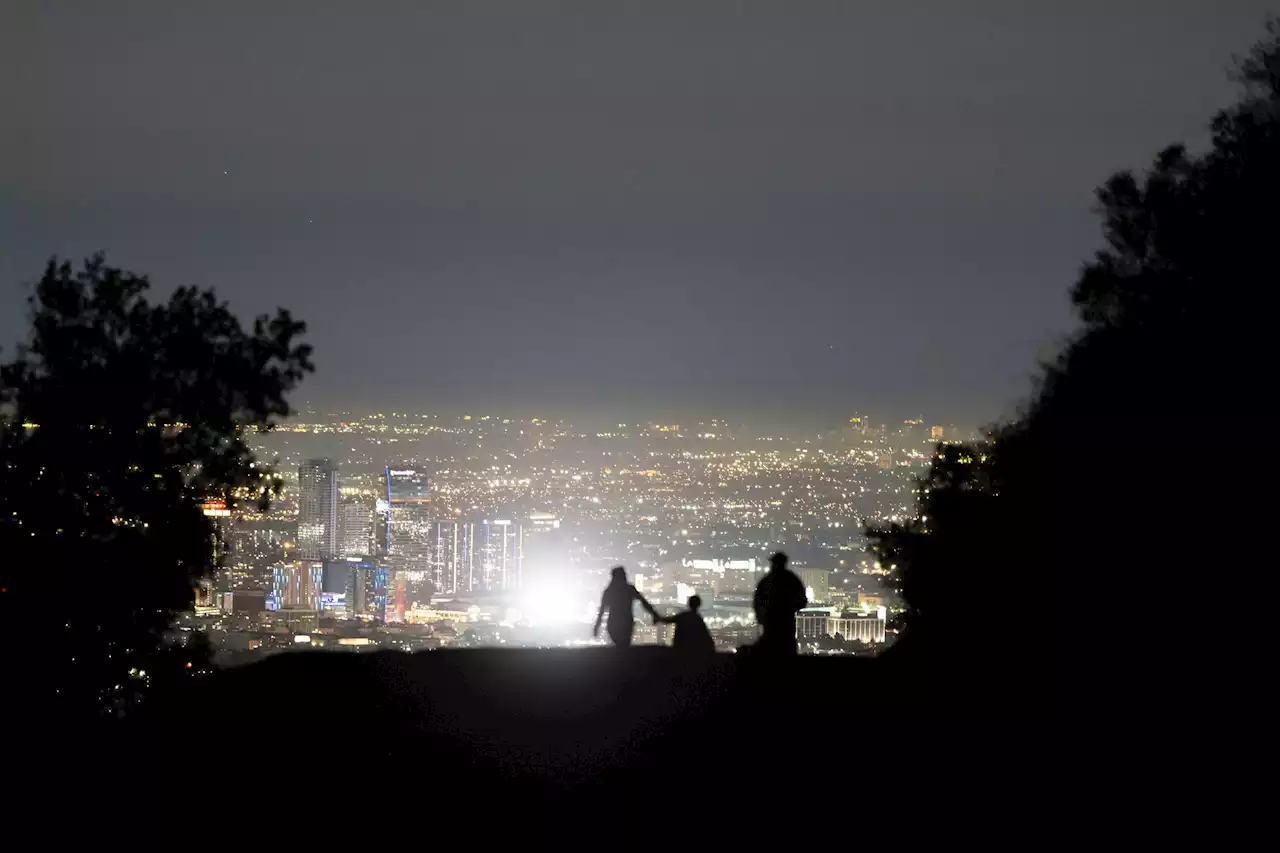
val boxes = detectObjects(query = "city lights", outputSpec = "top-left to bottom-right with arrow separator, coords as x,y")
186,411 -> 946,657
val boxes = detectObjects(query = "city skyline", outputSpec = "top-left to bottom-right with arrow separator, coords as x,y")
198,404 -> 927,653
178,398 -> 927,657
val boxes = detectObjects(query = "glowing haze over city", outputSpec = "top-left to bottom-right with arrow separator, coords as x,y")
189,410 -> 960,659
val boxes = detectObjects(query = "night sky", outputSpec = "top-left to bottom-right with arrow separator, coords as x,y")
2,2 -> 1272,425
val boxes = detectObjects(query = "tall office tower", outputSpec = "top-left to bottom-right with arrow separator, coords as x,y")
374,499 -> 390,556
338,496 -> 374,557
473,519 -> 523,591
425,520 -> 476,595
389,575 -> 407,623
384,467 -> 432,573
200,499 -> 232,590
521,512 -> 564,590
221,517 -> 293,591
797,567 -> 830,604
273,561 -> 324,610
298,459 -> 339,560
345,559 -> 389,620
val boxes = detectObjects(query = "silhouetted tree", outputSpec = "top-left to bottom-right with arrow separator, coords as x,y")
869,21 -> 1280,710
0,255 -> 312,720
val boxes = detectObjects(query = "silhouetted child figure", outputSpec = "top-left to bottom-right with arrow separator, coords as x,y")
658,595 -> 715,656
753,551 -> 807,656
594,566 -> 658,647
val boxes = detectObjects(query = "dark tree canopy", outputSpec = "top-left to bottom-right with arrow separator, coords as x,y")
0,255 -> 312,720
869,22 -> 1278,710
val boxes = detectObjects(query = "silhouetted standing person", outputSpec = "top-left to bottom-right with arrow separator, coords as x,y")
753,551 -> 807,656
658,595 -> 716,656
594,566 -> 658,647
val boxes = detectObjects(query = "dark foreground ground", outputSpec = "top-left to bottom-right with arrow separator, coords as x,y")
143,648 -> 908,785
42,646 -> 1062,836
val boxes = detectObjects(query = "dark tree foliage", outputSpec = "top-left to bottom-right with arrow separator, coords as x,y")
0,255 -> 312,720
869,23 -> 1279,710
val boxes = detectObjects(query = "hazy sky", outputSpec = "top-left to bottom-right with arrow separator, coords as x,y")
2,1 -> 1272,425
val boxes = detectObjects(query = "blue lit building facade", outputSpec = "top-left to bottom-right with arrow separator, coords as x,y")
271,561 -> 324,610
344,558 -> 389,620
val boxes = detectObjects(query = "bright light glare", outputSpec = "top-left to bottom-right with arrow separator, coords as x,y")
520,582 -> 582,627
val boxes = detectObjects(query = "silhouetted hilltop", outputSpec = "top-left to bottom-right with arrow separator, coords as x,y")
47,645 -> 1067,840
145,649 -> 894,777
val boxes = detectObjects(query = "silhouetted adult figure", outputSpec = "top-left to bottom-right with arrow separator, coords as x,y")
594,566 -> 658,647
658,595 -> 715,656
753,551 -> 807,656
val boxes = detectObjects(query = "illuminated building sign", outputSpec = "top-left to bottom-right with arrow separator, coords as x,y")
682,558 -> 754,572
201,500 -> 231,518
386,468 -> 431,504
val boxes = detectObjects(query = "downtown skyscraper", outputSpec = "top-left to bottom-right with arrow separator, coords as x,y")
425,519 -> 524,595
384,466 -> 431,572
338,495 -> 374,558
383,466 -> 432,620
473,519 -> 522,592
426,520 -> 473,595
297,458 -> 339,560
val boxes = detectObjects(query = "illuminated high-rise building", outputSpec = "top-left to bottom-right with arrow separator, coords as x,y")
797,568 -> 830,604
473,519 -> 523,591
521,512 -> 564,590
219,517 -> 292,592
384,467 -> 431,572
345,558 -> 389,621
338,496 -> 374,557
374,498 -> 390,557
298,459 -> 339,561
426,520 -> 475,595
272,561 -> 324,610
414,519 -> 525,595
200,499 -> 233,591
